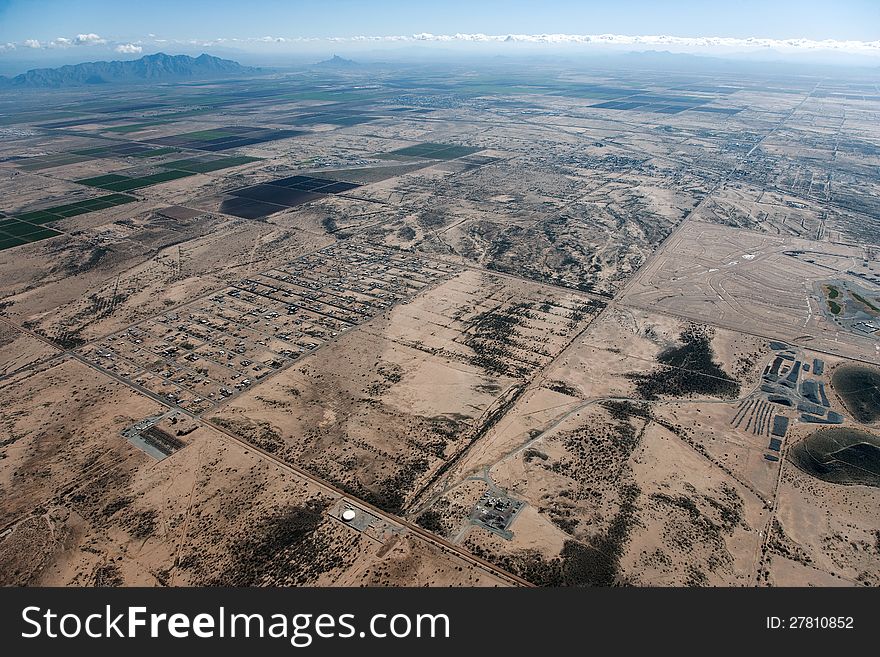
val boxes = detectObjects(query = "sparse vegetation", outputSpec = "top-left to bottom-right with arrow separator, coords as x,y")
627,325 -> 740,400
203,499 -> 351,586
2,55 -> 878,592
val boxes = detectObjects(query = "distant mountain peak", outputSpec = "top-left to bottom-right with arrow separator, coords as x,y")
315,54 -> 359,68
0,52 -> 258,88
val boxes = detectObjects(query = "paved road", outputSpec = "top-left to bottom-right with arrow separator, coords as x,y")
0,316 -> 533,587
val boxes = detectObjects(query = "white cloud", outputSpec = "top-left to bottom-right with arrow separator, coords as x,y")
74,33 -> 106,45
243,32 -> 880,55
326,33 -> 880,54
4,31 -> 879,59
2,32 -> 118,53
28,33 -> 106,49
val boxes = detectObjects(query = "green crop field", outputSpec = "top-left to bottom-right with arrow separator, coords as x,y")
162,155 -> 260,173
77,170 -> 197,191
15,194 -> 137,224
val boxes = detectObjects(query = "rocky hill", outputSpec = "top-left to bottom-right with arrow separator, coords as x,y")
0,53 -> 257,88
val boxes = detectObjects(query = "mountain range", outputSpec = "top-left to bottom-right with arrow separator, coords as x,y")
0,53 -> 257,88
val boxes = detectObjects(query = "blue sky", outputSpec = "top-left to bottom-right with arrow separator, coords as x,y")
0,0 -> 878,74
1,0 -> 878,42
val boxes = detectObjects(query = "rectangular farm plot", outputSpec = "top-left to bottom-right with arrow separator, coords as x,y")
76,169 -> 197,191
75,155 -> 261,191
589,91 -> 714,114
270,175 -> 361,193
15,143 -> 185,171
1,193 -> 137,249
15,153 -> 93,172
0,110 -> 83,126
13,194 -> 137,224
0,218 -> 50,237
2,193 -> 137,249
553,84 -> 642,99
0,218 -> 63,250
0,234 -> 27,250
688,106 -> 742,115
284,111 -> 378,127
217,197 -> 288,220
270,175 -> 339,191
104,121 -> 174,134
72,143 -> 176,158
130,147 -> 182,158
146,126 -> 306,151
379,142 -> 483,160
160,155 -> 260,173
590,101 -> 692,113
217,174 -> 363,219
230,185 -> 323,206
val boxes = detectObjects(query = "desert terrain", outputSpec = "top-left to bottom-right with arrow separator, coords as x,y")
2,60 -> 879,586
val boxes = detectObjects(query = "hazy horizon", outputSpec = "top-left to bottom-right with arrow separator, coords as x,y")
1,0 -> 878,76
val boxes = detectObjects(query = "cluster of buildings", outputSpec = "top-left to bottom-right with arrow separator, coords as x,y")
79,241 -> 459,413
